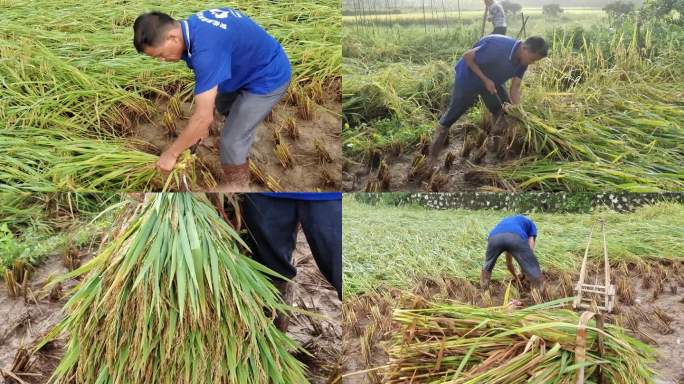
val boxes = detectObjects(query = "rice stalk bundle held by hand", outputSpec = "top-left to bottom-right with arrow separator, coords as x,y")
40,193 -> 307,383
385,298 -> 654,383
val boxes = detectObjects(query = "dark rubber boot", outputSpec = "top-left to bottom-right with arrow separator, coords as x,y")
218,163 -> 251,192
480,270 -> 492,290
429,124 -> 449,160
272,280 -> 293,333
529,276 -> 546,296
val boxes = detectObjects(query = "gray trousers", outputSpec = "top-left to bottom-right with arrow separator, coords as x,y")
484,232 -> 542,280
216,82 -> 289,165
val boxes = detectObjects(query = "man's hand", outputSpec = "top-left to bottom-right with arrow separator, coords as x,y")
484,78 -> 497,94
160,86 -> 217,170
156,149 -> 178,172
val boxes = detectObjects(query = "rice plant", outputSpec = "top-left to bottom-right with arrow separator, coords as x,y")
40,193 -> 308,383
386,298 -> 654,383
249,162 -> 284,192
314,139 -> 334,164
1,0 -> 339,191
284,115 -> 300,140
342,20 -> 684,191
343,198 -> 684,295
275,143 -> 295,169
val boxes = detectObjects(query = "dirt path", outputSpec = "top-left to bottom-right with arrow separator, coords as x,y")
342,264 -> 684,383
134,84 -> 341,192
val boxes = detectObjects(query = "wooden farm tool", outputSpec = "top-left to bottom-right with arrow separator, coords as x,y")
573,219 -> 614,384
573,219 -> 616,313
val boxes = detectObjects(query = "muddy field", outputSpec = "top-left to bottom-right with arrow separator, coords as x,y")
342,119 -> 517,192
342,264 -> 684,383
0,231 -> 341,384
135,82 -> 342,192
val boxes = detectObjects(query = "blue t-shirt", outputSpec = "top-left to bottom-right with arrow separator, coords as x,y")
180,8 -> 291,95
489,215 -> 538,241
455,35 -> 527,91
260,193 -> 342,201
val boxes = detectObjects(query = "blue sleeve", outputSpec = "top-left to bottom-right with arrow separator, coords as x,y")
191,42 -> 232,94
515,65 -> 528,79
474,40 -> 497,66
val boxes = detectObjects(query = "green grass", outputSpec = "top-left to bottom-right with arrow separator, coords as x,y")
1,0 -> 340,191
343,7 -> 605,33
342,197 -> 684,295
0,193 -> 118,277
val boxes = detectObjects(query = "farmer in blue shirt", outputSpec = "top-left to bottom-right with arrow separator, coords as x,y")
429,35 -> 548,160
481,215 -> 544,291
133,9 -> 291,191
241,192 -> 342,332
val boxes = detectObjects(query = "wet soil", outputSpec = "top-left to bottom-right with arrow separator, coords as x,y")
0,250 -> 92,384
133,84 -> 341,192
290,231 -> 343,384
342,263 -> 684,383
342,118 -> 520,192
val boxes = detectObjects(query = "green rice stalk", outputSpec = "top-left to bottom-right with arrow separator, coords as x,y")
385,298 -> 654,383
40,193 -> 308,383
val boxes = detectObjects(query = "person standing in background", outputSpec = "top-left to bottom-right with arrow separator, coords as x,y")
485,0 -> 507,35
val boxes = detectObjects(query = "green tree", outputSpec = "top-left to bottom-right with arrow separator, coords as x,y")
501,0 -> 523,16
542,3 -> 565,17
641,0 -> 684,25
603,0 -> 636,20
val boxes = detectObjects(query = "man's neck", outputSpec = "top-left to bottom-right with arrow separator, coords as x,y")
513,45 -> 522,65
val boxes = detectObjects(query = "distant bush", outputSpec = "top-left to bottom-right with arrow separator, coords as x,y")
603,0 -> 636,23
542,4 -> 564,17
501,0 -> 523,16
641,0 -> 684,26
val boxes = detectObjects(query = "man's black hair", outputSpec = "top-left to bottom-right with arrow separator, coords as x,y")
524,36 -> 549,58
133,12 -> 176,53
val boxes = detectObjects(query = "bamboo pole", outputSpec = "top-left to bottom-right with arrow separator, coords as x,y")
481,3 -> 489,37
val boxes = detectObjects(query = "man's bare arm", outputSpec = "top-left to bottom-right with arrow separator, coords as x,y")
510,77 -> 522,105
157,86 -> 217,171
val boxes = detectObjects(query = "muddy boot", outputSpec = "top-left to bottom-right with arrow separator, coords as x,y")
272,280 -> 293,333
217,162 -> 251,192
428,124 -> 449,162
480,270 -> 491,290
529,276 -> 546,296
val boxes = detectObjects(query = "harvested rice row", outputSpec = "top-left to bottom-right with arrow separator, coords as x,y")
385,298 -> 654,383
40,193 -> 308,383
